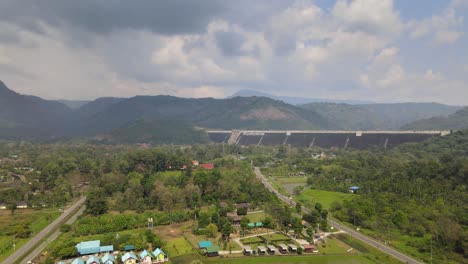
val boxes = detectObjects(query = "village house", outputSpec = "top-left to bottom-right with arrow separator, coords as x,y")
257,246 -> 267,255
71,258 -> 85,264
0,202 -> 7,210
16,201 -> 28,209
152,248 -> 168,262
86,256 -> 100,264
349,186 -> 360,193
288,244 -> 298,253
267,245 -> 276,255
121,252 -> 138,264
101,253 -> 115,264
139,250 -> 153,263
278,244 -> 288,254
302,244 -> 317,253
243,246 -> 253,256
199,163 -> 214,170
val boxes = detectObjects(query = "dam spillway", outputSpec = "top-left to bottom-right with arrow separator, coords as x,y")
207,130 -> 450,149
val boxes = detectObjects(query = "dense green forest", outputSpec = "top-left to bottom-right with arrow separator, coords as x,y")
0,131 -> 467,263
263,131 -> 468,263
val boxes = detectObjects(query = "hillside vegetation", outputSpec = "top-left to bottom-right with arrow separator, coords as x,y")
0,80 -> 463,143
301,102 -> 461,130
403,107 -> 468,130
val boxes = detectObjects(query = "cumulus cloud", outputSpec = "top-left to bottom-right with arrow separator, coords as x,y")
406,6 -> 464,44
0,0 -> 466,104
332,0 -> 402,35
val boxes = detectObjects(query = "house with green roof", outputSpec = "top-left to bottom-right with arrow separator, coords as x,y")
204,245 -> 220,257
123,245 -> 135,251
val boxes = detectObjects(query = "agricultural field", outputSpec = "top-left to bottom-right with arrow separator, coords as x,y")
0,208 -> 61,262
296,189 -> 354,209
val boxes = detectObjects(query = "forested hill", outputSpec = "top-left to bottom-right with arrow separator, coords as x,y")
77,95 -> 332,135
402,107 -> 468,130
0,80 -> 72,139
0,80 -> 463,142
301,102 -> 461,130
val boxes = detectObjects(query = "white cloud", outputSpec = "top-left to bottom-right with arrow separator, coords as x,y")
0,1 -> 466,104
407,8 -> 464,44
332,0 -> 402,35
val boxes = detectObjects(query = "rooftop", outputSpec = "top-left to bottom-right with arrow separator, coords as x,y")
198,240 -> 213,249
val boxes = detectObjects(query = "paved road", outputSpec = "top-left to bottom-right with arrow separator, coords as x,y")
20,206 -> 86,264
3,196 -> 86,264
254,167 -> 422,264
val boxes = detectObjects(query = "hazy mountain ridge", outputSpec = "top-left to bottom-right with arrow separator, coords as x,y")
231,89 -> 375,105
0,80 -> 464,142
301,102 -> 462,130
402,107 -> 468,130
0,80 -> 72,138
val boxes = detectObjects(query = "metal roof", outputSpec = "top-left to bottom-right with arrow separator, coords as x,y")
198,240 -> 213,248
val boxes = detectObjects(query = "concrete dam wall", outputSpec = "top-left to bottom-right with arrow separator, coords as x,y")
207,130 -> 450,149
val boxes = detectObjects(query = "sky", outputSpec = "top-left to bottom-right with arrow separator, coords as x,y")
0,0 -> 467,105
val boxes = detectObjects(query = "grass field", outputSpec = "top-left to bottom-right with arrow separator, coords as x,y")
245,211 -> 266,222
0,208 -> 61,262
333,234 -> 403,264
296,189 -> 354,209
276,177 -> 307,184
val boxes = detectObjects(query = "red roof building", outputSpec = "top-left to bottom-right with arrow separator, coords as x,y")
200,163 -> 214,170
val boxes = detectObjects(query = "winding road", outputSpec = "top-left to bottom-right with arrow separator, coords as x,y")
3,196 -> 86,264
254,167 -> 422,264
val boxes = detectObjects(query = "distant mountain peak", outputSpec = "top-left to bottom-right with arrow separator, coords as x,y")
0,80 -> 19,96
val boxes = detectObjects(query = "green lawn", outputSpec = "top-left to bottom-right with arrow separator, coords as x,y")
245,211 -> 266,222
296,189 -> 354,209
259,233 -> 290,242
166,237 -> 193,257
318,236 -> 355,254
240,237 -> 263,245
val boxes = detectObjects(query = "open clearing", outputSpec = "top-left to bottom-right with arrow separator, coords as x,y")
296,189 -> 354,209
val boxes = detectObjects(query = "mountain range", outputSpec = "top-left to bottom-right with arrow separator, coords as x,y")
230,89 -> 375,105
0,80 -> 466,143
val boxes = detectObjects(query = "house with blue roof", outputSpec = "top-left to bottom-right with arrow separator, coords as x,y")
71,258 -> 85,264
86,255 -> 100,264
76,240 -> 114,255
349,186 -> 360,193
101,253 -> 115,264
76,240 -> 101,255
121,252 -> 138,264
100,245 -> 114,253
152,248 -> 168,262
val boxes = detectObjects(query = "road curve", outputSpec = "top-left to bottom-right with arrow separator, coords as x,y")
3,196 -> 86,264
253,167 -> 422,264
